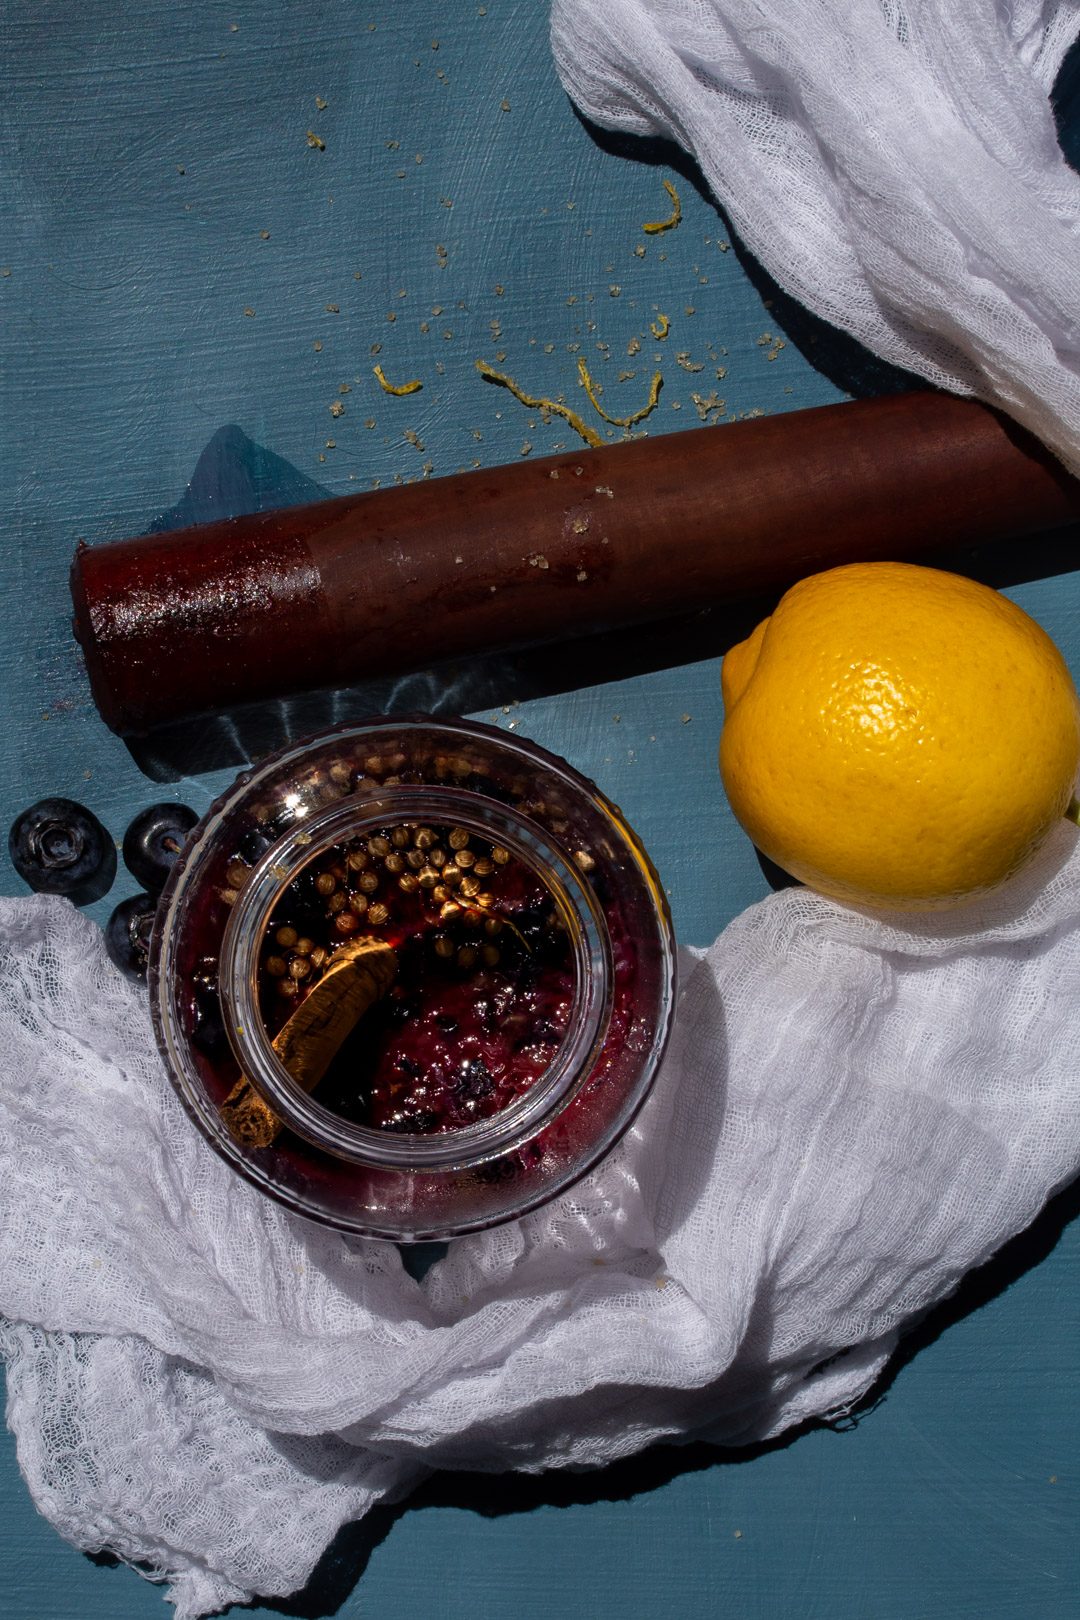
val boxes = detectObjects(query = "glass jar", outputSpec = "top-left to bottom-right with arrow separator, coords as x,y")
150,717 -> 676,1240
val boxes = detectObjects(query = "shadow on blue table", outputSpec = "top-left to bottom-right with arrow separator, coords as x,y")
76,1171 -> 1068,1619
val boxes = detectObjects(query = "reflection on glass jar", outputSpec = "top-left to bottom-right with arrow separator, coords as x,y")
151,717 -> 676,1240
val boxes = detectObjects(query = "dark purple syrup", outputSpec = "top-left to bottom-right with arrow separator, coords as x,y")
256,823 -> 576,1133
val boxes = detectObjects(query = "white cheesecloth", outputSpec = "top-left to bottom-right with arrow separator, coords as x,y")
551,0 -> 1080,474
3,812 -> 1080,1614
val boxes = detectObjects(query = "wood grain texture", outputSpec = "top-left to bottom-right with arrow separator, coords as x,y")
1,3 -> 1077,1618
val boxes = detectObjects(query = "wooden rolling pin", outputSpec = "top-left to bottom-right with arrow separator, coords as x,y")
71,392 -> 1080,736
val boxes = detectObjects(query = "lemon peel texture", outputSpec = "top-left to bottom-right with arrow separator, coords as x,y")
719,562 -> 1080,911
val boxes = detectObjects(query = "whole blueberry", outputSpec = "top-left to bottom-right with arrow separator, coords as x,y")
122,802 -> 198,893
188,956 -> 227,1053
191,990 -> 226,1054
8,797 -> 116,904
104,892 -> 158,983
237,825 -> 275,865
237,808 -> 294,863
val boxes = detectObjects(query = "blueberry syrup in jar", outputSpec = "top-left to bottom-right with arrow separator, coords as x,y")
151,718 -> 676,1240
256,823 -> 577,1135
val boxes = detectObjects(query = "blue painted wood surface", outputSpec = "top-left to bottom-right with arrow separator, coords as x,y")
1,4 -> 1077,1616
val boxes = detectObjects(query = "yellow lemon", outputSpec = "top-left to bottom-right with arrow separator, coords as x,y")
719,561 -> 1080,910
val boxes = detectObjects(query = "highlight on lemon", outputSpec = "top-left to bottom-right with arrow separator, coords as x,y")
719,561 -> 1080,911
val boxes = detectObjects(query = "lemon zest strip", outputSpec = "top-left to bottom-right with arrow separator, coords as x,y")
577,358 -> 662,428
650,312 -> 670,340
495,912 -> 533,953
474,359 -> 603,448
373,364 -> 423,396
642,178 -> 681,234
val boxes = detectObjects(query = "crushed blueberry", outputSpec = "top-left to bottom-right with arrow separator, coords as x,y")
456,1057 -> 495,1100
475,1154 -> 522,1184
382,1109 -> 441,1135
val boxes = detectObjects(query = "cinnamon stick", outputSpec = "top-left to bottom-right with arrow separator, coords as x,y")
221,935 -> 397,1149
